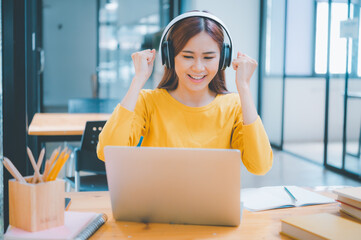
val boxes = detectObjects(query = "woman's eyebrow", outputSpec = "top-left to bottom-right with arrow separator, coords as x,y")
181,50 -> 217,54
203,51 -> 217,54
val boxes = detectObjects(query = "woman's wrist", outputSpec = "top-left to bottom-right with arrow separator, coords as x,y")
131,76 -> 147,90
236,81 -> 251,92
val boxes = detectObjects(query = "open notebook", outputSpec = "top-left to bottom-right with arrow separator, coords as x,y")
241,186 -> 335,211
4,211 -> 107,240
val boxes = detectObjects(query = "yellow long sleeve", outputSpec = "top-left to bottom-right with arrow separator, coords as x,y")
97,88 -> 273,175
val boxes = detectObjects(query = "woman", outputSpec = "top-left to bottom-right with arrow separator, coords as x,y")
97,12 -> 273,175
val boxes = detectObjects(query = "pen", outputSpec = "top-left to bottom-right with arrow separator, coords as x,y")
137,136 -> 144,147
284,186 -> 297,202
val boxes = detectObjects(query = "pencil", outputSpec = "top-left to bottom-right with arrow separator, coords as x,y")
44,147 -> 61,179
36,148 -> 46,169
27,147 -> 44,183
48,150 -> 71,181
3,157 -> 26,183
32,148 -> 45,183
49,147 -> 61,170
47,148 -> 68,181
42,160 -> 51,182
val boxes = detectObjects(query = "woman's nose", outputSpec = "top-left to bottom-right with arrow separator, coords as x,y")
191,58 -> 205,72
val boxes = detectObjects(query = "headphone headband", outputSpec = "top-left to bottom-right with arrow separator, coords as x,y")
158,11 -> 233,57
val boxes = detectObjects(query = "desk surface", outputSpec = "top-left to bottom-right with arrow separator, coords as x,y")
65,188 -> 359,240
28,113 -> 111,136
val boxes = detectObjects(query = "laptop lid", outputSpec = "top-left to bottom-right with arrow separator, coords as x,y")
104,146 -> 241,226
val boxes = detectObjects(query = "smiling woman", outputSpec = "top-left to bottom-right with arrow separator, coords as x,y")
97,11 -> 273,176
171,31 -> 221,106
158,15 -> 227,97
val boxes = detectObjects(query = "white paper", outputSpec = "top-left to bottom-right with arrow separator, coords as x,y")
241,186 -> 335,211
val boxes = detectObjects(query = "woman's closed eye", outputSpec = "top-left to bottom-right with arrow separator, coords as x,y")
183,55 -> 193,59
182,55 -> 215,60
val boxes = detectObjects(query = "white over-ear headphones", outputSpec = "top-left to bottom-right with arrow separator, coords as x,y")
159,11 -> 233,70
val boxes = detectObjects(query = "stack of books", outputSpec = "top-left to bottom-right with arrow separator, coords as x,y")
334,186 -> 361,220
280,213 -> 361,240
280,187 -> 361,239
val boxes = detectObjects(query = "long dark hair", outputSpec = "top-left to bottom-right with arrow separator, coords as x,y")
157,15 -> 229,94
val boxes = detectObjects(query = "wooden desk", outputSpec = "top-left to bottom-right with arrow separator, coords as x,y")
28,113 -> 110,154
65,188 -> 358,240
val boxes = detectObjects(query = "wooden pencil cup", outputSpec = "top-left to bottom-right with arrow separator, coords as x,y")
8,178 -> 65,232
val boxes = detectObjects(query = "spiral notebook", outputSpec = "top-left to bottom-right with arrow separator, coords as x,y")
4,211 -> 108,240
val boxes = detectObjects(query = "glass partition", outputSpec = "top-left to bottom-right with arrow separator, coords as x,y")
283,77 -> 326,165
260,0 -> 361,179
345,1 -> 361,175
282,0 -> 325,165
261,0 -> 286,148
345,77 -> 361,175
98,0 -> 169,99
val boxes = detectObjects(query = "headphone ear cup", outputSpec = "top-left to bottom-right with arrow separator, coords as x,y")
219,43 -> 231,70
224,43 -> 232,68
162,41 -> 174,69
219,44 -> 226,70
220,43 -> 231,70
162,41 -> 170,68
168,41 -> 174,69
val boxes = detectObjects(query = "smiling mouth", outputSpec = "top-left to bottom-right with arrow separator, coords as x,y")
188,74 -> 206,81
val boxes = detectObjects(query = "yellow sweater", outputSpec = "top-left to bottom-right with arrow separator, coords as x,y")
97,88 -> 273,175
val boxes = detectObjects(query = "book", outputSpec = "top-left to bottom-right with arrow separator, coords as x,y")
241,186 -> 335,211
334,187 -> 361,208
337,195 -> 361,209
281,213 -> 361,240
4,211 -> 108,240
340,202 -> 361,221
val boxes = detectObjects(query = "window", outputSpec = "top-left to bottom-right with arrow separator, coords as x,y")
315,0 -> 360,75
98,0 -> 169,99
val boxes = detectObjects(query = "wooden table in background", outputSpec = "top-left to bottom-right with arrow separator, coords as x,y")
28,113 -> 111,153
28,113 -> 111,136
65,187 -> 360,240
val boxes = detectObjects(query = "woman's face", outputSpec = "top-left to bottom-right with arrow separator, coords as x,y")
174,31 -> 220,94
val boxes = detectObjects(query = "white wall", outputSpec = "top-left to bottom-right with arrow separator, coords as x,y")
43,0 -> 97,108
182,0 -> 260,106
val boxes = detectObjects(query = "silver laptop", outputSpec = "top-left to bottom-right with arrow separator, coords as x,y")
104,146 -> 241,226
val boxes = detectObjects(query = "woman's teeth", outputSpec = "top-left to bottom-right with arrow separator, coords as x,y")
189,75 -> 205,80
